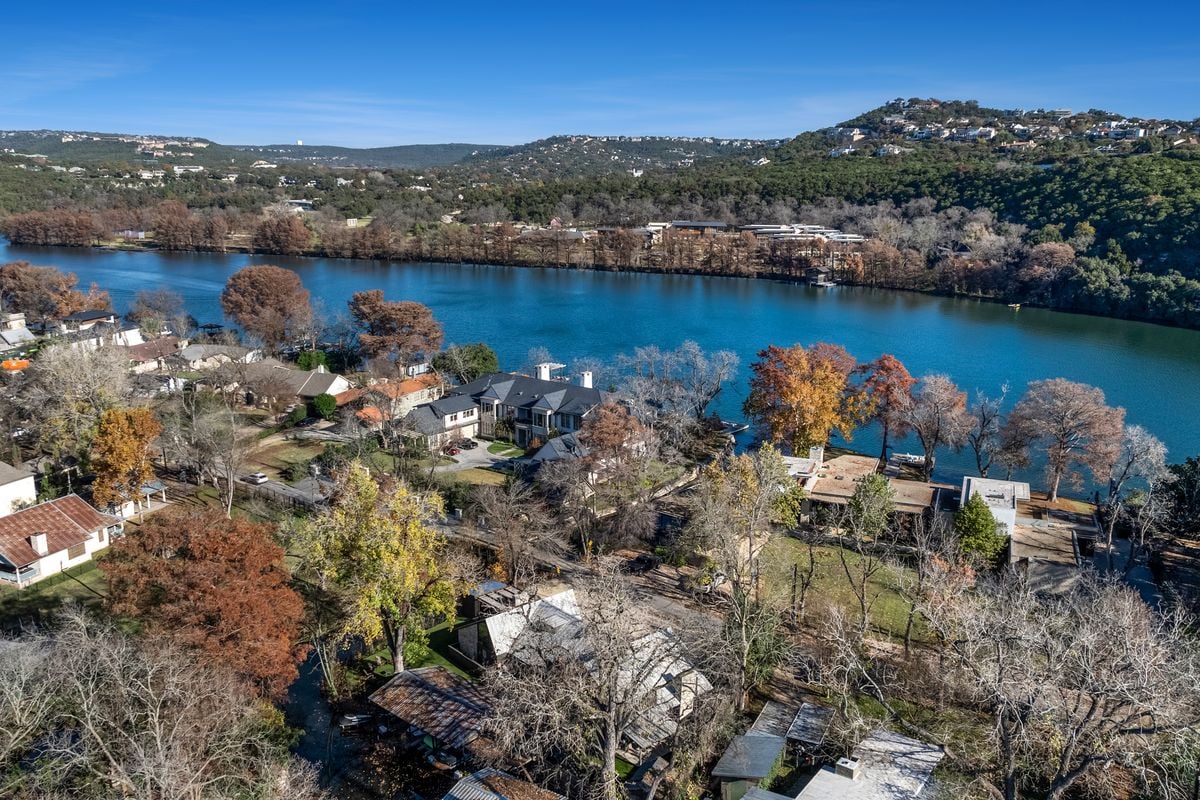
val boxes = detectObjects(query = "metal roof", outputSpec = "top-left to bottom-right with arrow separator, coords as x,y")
711,734 -> 786,780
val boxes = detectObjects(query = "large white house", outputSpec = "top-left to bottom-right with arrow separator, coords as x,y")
0,495 -> 123,588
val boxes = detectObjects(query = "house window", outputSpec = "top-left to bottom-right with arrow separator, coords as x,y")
449,413 -> 459,422
465,408 -> 476,418
67,543 -> 86,560
98,528 -> 106,545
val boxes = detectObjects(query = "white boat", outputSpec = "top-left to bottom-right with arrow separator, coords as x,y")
718,420 -> 750,435
892,452 -> 926,465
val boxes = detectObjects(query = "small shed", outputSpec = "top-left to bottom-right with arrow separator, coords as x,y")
712,734 -> 787,800
787,703 -> 835,751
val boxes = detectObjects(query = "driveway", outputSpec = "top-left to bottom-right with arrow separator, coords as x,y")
433,439 -> 514,474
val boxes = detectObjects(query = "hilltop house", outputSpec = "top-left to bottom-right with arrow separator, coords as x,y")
0,495 -> 123,588
405,365 -> 604,450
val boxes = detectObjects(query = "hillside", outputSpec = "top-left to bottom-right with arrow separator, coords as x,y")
231,142 -> 504,169
449,134 -> 782,181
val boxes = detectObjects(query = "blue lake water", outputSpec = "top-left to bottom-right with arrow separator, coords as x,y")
5,241 -> 1198,489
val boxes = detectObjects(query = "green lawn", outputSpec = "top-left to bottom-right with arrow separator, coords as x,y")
760,536 -> 927,643
486,441 -> 523,457
455,467 -> 508,486
0,560 -> 109,626
364,617 -> 472,680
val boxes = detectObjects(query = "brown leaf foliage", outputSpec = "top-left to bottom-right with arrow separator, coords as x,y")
103,508 -> 307,699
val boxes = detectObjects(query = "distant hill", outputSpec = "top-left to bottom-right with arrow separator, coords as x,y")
451,134 -> 782,180
232,142 -> 505,169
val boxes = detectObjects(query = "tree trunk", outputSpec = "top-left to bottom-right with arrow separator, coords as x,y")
1048,471 -> 1062,502
600,716 -> 620,800
382,613 -> 406,673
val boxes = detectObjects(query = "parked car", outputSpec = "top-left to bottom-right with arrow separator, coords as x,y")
296,417 -> 318,427
337,712 -> 374,731
443,444 -> 460,456
626,553 -> 661,574
244,472 -> 269,485
457,438 -> 479,450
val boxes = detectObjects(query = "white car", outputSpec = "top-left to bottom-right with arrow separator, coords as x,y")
245,472 -> 269,485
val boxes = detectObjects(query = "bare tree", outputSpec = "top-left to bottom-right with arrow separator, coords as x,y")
482,563 -> 715,800
903,374 -> 973,481
0,611 -> 325,800
1098,424 -> 1168,572
21,344 -> 129,457
967,384 -> 1008,477
472,479 -> 564,584
1004,379 -> 1125,502
920,573 -> 1200,800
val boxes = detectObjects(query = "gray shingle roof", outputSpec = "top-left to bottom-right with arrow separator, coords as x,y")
430,394 -> 479,416
451,372 -> 602,416
0,460 -> 31,487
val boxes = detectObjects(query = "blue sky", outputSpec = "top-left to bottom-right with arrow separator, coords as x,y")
2,0 -> 1197,147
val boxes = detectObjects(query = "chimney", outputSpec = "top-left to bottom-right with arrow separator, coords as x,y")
580,371 -> 593,389
316,364 -> 326,373
535,363 -> 552,381
809,444 -> 826,464
29,532 -> 48,556
835,756 -> 861,781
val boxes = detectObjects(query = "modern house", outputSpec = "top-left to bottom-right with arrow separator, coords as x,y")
960,476 -> 1030,536
59,309 -> 118,333
0,461 -> 37,517
0,312 -> 35,354
795,729 -> 944,800
0,495 -> 123,588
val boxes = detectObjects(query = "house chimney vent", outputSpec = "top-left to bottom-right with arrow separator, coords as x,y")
535,363 -> 551,381
29,532 -> 48,556
809,445 -> 826,464
581,371 -> 593,389
835,756 -> 861,780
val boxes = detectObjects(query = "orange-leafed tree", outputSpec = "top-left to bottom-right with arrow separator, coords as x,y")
348,290 -> 443,367
743,343 -> 872,453
0,261 -> 110,326
858,354 -> 916,462
103,508 -> 306,699
219,264 -> 312,351
90,407 -> 162,511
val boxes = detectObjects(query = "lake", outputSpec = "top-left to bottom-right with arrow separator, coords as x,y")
4,241 -> 1198,488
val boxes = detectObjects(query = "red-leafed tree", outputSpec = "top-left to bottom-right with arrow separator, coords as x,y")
219,264 -> 312,351
103,508 -> 307,699
0,261 -> 110,325
857,354 -> 916,461
348,290 -> 443,367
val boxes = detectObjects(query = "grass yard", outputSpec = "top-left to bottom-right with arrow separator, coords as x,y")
486,441 -> 523,457
364,617 -> 472,680
0,560 -> 109,627
250,440 -> 327,477
760,535 -> 927,643
454,467 -> 508,486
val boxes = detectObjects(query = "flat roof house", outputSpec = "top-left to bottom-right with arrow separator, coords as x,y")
0,495 -> 122,588
796,729 -> 943,800
961,476 -> 1030,536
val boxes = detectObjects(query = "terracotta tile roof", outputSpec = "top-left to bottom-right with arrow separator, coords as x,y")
370,666 -> 493,751
336,373 -> 441,407
0,495 -> 120,567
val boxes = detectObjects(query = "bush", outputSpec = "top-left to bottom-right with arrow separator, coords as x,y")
296,350 -> 328,371
956,491 -> 1008,566
288,405 -> 307,425
312,393 -> 337,420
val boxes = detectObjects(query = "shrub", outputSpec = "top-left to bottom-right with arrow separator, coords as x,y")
956,491 -> 1008,566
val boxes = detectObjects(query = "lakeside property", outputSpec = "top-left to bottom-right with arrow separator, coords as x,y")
5,240 -> 1199,487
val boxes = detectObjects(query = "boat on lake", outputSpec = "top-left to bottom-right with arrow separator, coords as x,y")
892,452 -> 926,465
1008,303 -> 1021,309
718,419 -> 750,435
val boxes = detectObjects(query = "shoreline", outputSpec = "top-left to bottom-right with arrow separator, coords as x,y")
5,238 -> 1196,333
